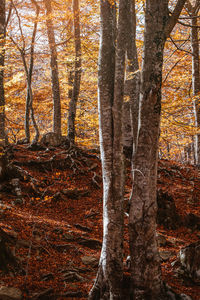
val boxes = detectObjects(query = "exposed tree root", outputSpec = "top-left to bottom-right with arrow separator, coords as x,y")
88,266 -> 107,300
89,266 -> 129,300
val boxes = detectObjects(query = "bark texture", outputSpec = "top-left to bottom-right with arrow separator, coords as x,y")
129,1 -> 186,299
44,0 -> 61,136
67,0 -> 82,144
89,0 -> 127,298
24,0 -> 40,143
0,0 -> 6,146
187,0 -> 200,165
125,0 -> 140,157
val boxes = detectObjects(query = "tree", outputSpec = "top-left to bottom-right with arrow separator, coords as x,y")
24,0 -> 40,143
67,0 -> 82,144
44,0 -> 61,136
186,0 -> 200,165
0,0 -> 6,146
9,0 -> 40,144
89,0 -> 127,298
0,0 -> 6,181
129,0 -> 186,299
125,0 -> 140,158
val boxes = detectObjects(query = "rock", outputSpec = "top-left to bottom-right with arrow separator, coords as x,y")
40,132 -> 69,148
157,190 -> 181,229
74,224 -> 92,233
10,179 -> 24,205
40,132 -> 62,147
81,256 -> 98,267
51,243 -> 78,253
179,241 -> 200,283
0,286 -> 22,300
10,178 -> 20,187
62,188 -> 89,199
78,237 -> 102,249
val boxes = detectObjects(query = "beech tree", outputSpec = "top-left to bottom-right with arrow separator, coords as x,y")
186,0 -> 200,165
44,0 -> 61,136
67,0 -> 82,144
125,0 -> 140,157
0,0 -> 6,146
89,0 -> 127,298
129,0 -> 186,299
90,0 -> 186,299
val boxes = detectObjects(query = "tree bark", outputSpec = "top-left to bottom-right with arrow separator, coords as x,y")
10,0 -> 40,144
0,0 -> 6,180
89,0 -> 127,298
125,0 -> 140,158
24,0 -> 40,143
186,0 -> 200,165
129,1 -> 186,299
0,0 -> 6,147
44,0 -> 61,136
67,0 -> 82,144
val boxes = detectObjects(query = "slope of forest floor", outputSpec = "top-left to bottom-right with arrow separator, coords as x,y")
0,144 -> 199,299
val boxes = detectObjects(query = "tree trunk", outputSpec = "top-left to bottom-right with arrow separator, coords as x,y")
188,1 -> 200,165
67,0 -> 82,144
0,0 -> 6,180
129,1 -> 186,299
89,0 -> 127,298
125,0 -> 140,158
24,0 -> 40,144
0,0 -> 6,147
44,0 -> 61,136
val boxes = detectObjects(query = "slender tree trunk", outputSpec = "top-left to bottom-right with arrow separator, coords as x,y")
0,0 -> 6,180
67,0 -> 82,144
129,1 -> 186,299
89,0 -> 127,298
25,0 -> 40,143
188,1 -> 200,165
10,0 -> 39,143
0,0 -> 6,147
125,0 -> 140,157
44,0 -> 61,136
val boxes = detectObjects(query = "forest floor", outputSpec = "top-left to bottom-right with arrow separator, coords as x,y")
0,144 -> 200,299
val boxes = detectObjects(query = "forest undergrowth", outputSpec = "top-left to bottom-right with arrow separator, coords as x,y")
0,144 -> 199,299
